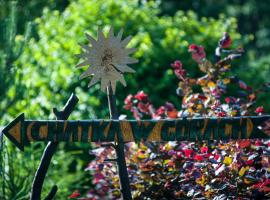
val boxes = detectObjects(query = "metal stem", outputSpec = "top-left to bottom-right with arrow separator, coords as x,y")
107,83 -> 132,200
30,93 -> 79,200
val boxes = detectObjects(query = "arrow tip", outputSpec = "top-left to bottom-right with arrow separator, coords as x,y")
2,113 -> 24,151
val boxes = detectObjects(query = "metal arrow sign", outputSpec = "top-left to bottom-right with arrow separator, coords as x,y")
2,113 -> 270,151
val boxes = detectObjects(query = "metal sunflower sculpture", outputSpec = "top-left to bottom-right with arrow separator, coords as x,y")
76,27 -> 138,93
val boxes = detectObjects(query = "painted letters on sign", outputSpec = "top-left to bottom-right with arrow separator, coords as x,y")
2,113 -> 270,151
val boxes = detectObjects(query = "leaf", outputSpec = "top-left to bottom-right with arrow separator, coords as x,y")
223,156 -> 232,165
207,81 -> 216,89
239,166 -> 249,176
238,140 -> 251,149
68,190 -> 80,198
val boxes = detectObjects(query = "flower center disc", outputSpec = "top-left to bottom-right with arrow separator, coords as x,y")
102,49 -> 113,72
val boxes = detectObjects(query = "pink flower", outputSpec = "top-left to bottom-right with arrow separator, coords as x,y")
255,106 -> 264,114
171,60 -> 182,69
135,91 -> 148,102
188,44 -> 206,63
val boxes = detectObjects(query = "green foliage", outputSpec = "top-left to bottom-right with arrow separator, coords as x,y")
2,0 -> 268,199
0,142 -> 91,200
0,143 -> 32,200
0,0 -> 69,35
160,0 -> 270,110
0,2 -> 31,199
0,3 -> 33,198
0,3 -> 90,200
13,0 -> 241,121
0,1 -> 31,121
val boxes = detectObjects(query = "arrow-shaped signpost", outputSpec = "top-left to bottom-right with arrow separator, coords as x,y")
2,113 -> 270,152
2,27 -> 270,200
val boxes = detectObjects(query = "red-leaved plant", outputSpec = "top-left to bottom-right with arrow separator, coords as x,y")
70,33 -> 270,199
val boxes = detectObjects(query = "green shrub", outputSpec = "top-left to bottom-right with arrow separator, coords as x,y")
1,1 -> 245,199
14,0 -> 241,120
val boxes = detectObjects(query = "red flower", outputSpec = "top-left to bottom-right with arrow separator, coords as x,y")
188,44 -> 206,63
200,146 -> 208,154
171,60 -> 186,80
237,140 -> 251,149
93,172 -> 105,183
69,190 -> 80,199
135,91 -> 148,102
255,106 -> 264,114
176,151 -> 182,158
255,140 -> 263,146
214,154 -> 220,160
225,97 -> 231,104
217,111 -> 226,117
198,95 -> 207,101
171,60 -> 182,69
253,179 -> 270,189
219,32 -> 232,48
183,149 -> 193,158
194,154 -> 204,161
246,159 -> 254,165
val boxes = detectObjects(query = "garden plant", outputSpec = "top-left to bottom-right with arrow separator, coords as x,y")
71,32 -> 270,199
1,1 -> 270,200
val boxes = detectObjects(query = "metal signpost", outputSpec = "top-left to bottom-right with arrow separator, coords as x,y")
2,108 -> 270,199
1,27 -> 270,200
2,114 -> 270,151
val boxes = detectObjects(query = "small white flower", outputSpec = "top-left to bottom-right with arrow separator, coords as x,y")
76,27 -> 138,93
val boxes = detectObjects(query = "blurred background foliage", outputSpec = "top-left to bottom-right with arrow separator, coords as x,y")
0,0 -> 269,199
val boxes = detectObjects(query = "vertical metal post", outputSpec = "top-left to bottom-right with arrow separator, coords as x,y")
107,83 -> 132,200
30,93 -> 79,200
